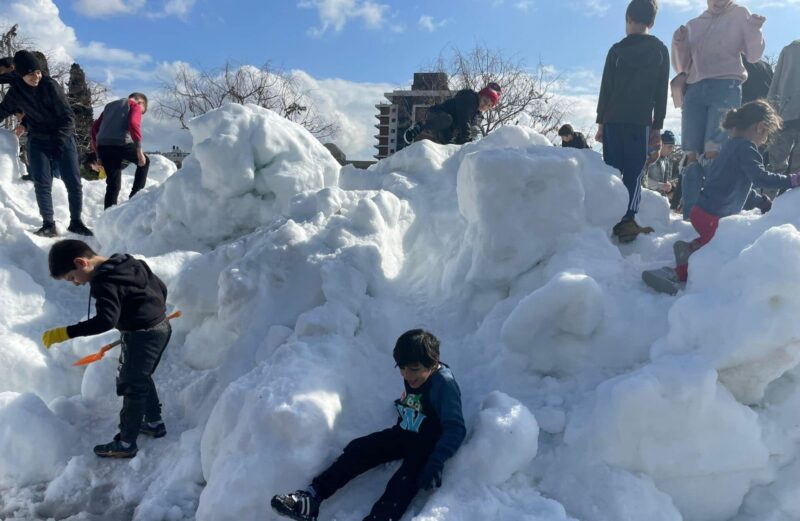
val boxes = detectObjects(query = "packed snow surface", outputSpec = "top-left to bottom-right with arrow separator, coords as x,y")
1,103 -> 800,521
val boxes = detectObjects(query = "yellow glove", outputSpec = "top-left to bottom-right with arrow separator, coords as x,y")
99,167 -> 106,180
42,327 -> 70,349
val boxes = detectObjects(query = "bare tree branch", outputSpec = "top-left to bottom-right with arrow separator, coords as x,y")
434,43 -> 567,139
157,61 -> 339,139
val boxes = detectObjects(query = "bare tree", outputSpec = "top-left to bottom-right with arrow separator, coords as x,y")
433,43 -> 567,138
158,62 -> 339,139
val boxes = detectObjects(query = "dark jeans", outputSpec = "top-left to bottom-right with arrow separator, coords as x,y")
116,319 -> 171,444
602,122 -> 649,219
312,427 -> 435,521
28,136 -> 83,224
98,144 -> 150,209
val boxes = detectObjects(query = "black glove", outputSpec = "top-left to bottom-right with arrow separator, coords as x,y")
403,123 -> 423,145
418,460 -> 443,490
756,194 -> 772,214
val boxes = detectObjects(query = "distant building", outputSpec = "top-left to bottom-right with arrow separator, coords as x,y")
150,145 -> 190,168
374,72 -> 452,160
323,143 -> 376,170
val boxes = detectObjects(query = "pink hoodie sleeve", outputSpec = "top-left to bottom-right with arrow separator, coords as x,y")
128,99 -> 143,148
672,27 -> 692,74
742,14 -> 765,63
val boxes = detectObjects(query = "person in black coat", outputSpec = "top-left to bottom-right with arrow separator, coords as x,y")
404,82 -> 502,146
0,51 -> 92,237
558,124 -> 590,149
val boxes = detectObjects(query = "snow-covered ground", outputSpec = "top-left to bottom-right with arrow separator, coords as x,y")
2,104 -> 800,521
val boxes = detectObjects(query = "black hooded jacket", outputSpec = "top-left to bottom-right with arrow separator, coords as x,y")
0,73 -> 75,144
67,254 -> 168,338
423,89 -> 483,145
596,34 -> 670,129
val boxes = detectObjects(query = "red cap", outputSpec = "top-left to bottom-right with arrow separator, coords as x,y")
478,82 -> 502,107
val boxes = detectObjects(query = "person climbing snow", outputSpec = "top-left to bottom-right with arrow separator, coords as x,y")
642,100 -> 800,295
403,83 -> 501,146
91,93 -> 151,209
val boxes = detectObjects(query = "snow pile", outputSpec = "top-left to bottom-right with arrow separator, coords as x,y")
96,102 -> 340,256
0,392 -> 80,487
653,206 -> 800,404
1,103 -> 800,521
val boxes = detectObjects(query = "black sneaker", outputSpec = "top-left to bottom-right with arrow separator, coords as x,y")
94,438 -> 138,458
67,220 -> 94,236
34,222 -> 58,237
140,421 -> 167,438
20,174 -> 33,182
271,490 -> 320,521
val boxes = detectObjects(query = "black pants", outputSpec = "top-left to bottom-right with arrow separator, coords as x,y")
116,319 -> 171,444
312,427 -> 434,521
97,143 -> 150,209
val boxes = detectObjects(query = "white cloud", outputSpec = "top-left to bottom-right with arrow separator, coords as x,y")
298,0 -> 390,35
73,0 -> 145,17
71,0 -> 196,19
74,41 -> 152,64
162,0 -> 196,19
418,15 -> 447,32
291,70 -> 397,159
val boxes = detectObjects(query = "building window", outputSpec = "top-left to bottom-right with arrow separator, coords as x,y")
391,118 -> 396,122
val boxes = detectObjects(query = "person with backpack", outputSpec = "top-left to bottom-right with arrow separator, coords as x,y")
403,83 -> 501,146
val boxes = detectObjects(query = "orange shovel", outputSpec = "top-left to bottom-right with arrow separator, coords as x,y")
72,310 -> 182,367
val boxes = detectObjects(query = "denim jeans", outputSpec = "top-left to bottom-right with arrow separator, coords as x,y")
27,136 -> 84,224
681,79 -> 742,155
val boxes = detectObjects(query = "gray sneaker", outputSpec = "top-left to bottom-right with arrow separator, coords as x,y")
673,240 -> 693,266
642,267 -> 682,295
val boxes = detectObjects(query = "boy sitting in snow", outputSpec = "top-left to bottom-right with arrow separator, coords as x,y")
595,0 -> 669,243
42,240 -> 172,458
271,329 -> 466,521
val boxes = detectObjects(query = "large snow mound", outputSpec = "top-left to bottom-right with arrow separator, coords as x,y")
1,103 -> 800,521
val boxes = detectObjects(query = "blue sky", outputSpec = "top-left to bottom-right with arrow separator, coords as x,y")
4,0 -> 800,157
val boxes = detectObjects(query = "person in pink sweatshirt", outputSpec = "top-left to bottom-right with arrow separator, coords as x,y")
672,1 -> 765,215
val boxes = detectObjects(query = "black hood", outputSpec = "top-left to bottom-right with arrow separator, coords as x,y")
614,34 -> 666,70
94,254 -> 149,289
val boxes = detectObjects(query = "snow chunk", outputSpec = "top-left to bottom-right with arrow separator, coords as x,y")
564,358 -> 769,521
0,392 -> 80,487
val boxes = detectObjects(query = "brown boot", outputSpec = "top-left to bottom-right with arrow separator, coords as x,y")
613,219 -> 654,243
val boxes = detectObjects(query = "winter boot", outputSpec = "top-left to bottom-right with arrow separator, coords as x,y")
67,220 -> 94,236
34,222 -> 58,238
614,218 -> 655,243
271,490 -> 320,521
642,267 -> 682,295
94,438 -> 138,458
140,421 -> 167,438
673,240 -> 693,267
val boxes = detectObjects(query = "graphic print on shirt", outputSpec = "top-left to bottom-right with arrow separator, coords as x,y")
396,391 -> 426,433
